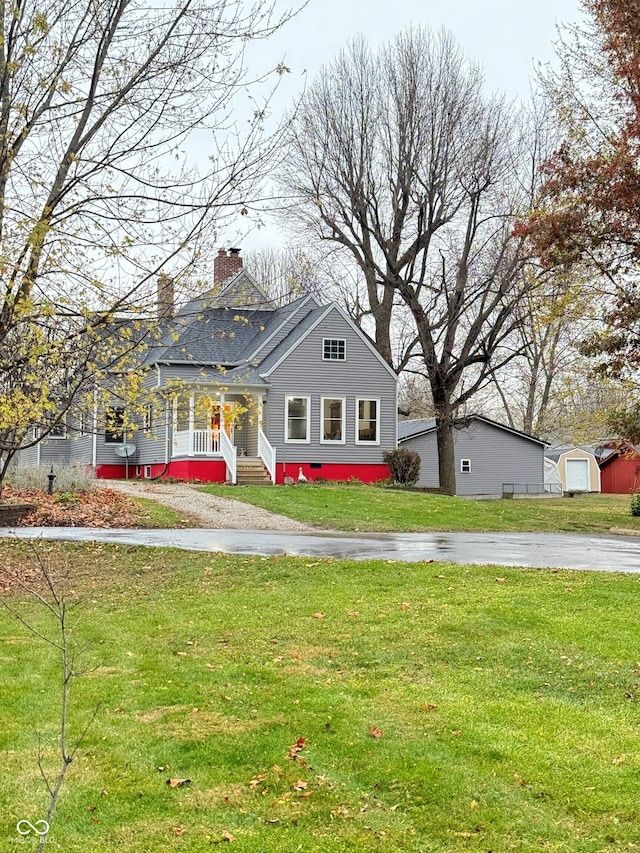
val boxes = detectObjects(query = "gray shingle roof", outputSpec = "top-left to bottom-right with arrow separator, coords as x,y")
398,415 -> 546,445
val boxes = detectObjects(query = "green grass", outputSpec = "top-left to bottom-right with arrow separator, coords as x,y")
200,483 -> 640,534
1,541 -> 640,851
130,496 -> 195,528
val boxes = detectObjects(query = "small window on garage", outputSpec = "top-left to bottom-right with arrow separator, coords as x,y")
460,458 -> 471,473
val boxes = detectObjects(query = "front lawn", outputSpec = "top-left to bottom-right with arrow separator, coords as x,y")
1,541 -> 640,851
200,483 -> 640,534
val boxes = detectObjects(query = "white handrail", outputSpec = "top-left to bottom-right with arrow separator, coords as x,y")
220,427 -> 237,484
258,426 -> 276,484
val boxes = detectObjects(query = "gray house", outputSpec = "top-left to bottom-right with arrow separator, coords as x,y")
398,415 -> 547,496
19,251 -> 397,485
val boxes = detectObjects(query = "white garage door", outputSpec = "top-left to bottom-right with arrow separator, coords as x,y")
566,458 -> 590,491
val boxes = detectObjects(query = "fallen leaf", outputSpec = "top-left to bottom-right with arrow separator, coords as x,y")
420,703 -> 438,711
167,778 -> 191,788
222,831 -> 235,842
346,610 -> 359,617
287,737 -> 306,760
293,779 -> 308,790
451,730 -> 462,736
369,726 -> 384,739
470,799 -> 479,809
400,602 -> 411,610
312,612 -> 325,619
173,827 -> 186,836
613,754 -> 626,765
495,577 -> 506,583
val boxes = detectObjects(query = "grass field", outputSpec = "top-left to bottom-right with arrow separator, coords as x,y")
1,540 -> 640,851
200,483 -> 640,534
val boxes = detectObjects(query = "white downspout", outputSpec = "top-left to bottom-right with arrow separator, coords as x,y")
164,396 -> 170,464
91,388 -> 98,470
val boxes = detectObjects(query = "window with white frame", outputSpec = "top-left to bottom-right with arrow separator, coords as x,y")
460,458 -> 471,473
322,338 -> 346,361
144,403 -> 153,432
321,397 -> 345,443
285,396 -> 310,442
79,411 -> 91,437
48,419 -> 67,439
356,398 -> 379,444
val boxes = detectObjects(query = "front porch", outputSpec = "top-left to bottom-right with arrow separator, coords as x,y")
171,390 -> 276,484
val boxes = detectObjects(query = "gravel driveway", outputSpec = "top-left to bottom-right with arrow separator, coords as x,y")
99,480 -> 317,531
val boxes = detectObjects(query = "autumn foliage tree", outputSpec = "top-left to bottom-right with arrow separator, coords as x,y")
526,0 -> 640,409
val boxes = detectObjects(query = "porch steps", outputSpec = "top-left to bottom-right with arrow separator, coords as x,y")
235,457 -> 272,486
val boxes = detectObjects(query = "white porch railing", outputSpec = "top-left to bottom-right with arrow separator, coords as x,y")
174,430 -> 221,456
220,427 -> 237,484
192,429 -> 220,455
258,427 -> 276,484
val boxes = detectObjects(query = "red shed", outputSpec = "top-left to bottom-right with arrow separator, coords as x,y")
597,441 -> 640,494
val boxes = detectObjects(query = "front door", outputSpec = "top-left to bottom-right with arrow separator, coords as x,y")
211,403 -> 235,448
566,458 -> 589,491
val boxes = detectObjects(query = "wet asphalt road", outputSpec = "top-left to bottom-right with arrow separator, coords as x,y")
2,527 -> 640,571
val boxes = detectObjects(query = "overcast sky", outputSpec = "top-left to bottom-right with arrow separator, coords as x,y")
233,0 -> 585,251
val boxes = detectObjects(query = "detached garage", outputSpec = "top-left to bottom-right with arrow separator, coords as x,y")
544,447 -> 601,493
397,415 -> 546,496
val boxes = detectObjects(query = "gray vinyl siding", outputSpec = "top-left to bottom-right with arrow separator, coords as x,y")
264,309 -> 396,464
17,443 -> 40,466
36,439 -> 72,465
69,435 -> 93,464
400,420 -> 545,495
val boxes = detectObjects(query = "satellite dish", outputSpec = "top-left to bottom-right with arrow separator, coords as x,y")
114,443 -> 136,458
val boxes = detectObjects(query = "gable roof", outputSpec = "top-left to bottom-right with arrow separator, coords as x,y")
596,440 -> 640,467
398,415 -> 546,446
260,301 -> 398,381
544,445 -> 597,463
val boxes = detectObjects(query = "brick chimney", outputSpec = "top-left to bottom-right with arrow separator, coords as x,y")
214,247 -> 243,286
157,272 -> 174,319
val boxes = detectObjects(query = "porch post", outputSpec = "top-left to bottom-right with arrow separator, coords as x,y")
188,393 -> 194,456
219,392 -> 225,436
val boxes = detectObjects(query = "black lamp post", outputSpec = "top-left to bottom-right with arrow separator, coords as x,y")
47,466 -> 56,495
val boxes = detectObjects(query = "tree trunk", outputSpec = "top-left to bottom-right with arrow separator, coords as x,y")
433,389 -> 456,495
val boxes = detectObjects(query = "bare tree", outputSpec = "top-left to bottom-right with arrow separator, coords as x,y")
280,28 -> 548,494
484,270 -> 595,437
0,0 -> 300,483
1,545 -> 97,850
243,246 -> 323,305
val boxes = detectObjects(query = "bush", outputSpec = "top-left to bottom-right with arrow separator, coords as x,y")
7,464 -> 95,494
383,448 -> 421,486
631,491 -> 640,517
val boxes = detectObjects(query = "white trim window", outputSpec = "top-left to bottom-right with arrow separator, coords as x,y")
48,419 -> 67,439
460,458 -> 472,473
321,397 -> 345,443
356,398 -> 379,444
322,338 -> 346,361
285,395 -> 310,443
